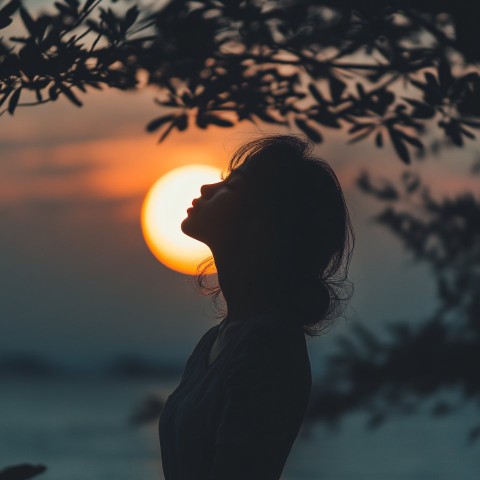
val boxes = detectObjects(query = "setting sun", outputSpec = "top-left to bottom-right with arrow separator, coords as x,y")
141,165 -> 222,275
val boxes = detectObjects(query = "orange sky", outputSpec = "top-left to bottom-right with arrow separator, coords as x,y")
2,86 -> 478,208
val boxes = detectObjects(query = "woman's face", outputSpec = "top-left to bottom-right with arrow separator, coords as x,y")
180,170 -> 253,249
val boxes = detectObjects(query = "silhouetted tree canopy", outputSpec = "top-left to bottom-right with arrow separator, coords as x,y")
1,0 -> 480,163
305,166 -> 480,443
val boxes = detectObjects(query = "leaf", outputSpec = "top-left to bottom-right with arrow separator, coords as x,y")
0,0 -> 21,18
0,16 -> 12,29
431,401 -> 453,417
195,112 -> 207,129
351,323 -> 383,354
175,113 -> 188,131
348,126 -> 375,144
295,118 -> 323,143
87,81 -> 102,90
461,118 -> 480,129
356,170 -> 373,193
367,412 -> 386,430
82,0 -> 97,13
335,335 -> 358,355
329,75 -> 345,102
308,83 -> 325,105
401,171 -> 421,193
19,6 -> 37,37
459,125 -> 476,139
181,90 -> 193,107
396,131 -> 424,149
124,5 -> 139,29
438,57 -> 453,90
8,87 -> 21,115
75,82 -> 87,93
146,114 -> 176,132
0,0 -> 21,29
425,72 -> 439,90
65,0 -> 80,9
252,109 -> 284,125
468,426 -> 480,444
0,87 -> 13,107
48,85 -> 58,100
368,89 -> 394,116
388,127 -> 411,164
158,121 -> 175,143
55,2 -> 74,16
441,120 -> 463,146
388,322 -> 412,341
403,98 -> 435,119
85,18 -> 102,33
356,82 -> 365,98
202,113 -> 234,127
313,108 -> 340,128
348,122 -> 373,134
59,84 -> 83,106
9,36 -> 31,44
422,72 -> 443,105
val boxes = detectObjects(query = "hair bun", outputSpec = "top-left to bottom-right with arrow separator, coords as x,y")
290,276 -> 331,324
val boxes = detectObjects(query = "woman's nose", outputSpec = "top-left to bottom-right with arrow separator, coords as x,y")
200,181 -> 221,197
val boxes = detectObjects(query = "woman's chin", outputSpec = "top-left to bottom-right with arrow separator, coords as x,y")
180,216 -> 200,240
181,213 -> 212,247
180,216 -> 192,235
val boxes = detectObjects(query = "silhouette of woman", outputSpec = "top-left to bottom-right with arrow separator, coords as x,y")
159,134 -> 354,480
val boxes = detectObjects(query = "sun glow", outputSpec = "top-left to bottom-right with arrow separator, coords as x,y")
141,165 -> 222,275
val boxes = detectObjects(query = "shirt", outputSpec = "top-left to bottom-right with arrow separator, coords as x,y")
158,312 -> 312,480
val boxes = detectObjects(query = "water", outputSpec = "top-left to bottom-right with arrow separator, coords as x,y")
1,377 -> 479,480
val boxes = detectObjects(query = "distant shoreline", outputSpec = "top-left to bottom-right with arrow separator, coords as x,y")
0,353 -> 184,380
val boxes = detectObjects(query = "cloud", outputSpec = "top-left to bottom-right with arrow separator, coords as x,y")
21,160 -> 101,178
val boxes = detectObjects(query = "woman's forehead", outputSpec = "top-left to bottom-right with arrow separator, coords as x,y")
235,170 -> 248,180
226,168 -> 248,182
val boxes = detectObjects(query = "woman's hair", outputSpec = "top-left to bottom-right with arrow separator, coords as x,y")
193,133 -> 355,337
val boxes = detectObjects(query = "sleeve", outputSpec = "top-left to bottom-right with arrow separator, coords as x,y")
208,331 -> 306,480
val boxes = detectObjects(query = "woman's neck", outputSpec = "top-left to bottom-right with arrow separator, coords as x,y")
211,243 -> 275,335
213,246 -> 257,305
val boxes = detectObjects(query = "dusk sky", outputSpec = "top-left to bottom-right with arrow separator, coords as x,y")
3,84 -> 478,377
1,1 -> 479,377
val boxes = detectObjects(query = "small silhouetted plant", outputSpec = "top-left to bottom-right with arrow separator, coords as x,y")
0,464 -> 46,480
128,393 -> 165,427
1,0 -> 480,163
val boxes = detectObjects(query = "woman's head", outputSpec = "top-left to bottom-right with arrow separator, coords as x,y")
184,134 -> 355,336
181,167 -> 255,252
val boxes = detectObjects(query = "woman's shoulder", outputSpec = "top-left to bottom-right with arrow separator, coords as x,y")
233,310 -> 309,369
242,309 -> 306,345
183,324 -> 219,366
227,310 -> 312,399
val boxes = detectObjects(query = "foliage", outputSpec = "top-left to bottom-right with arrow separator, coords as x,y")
0,464 -> 46,480
305,167 -> 480,443
1,0 -> 480,162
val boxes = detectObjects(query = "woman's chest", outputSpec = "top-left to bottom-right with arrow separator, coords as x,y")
160,365 -> 226,445
207,334 -> 228,367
